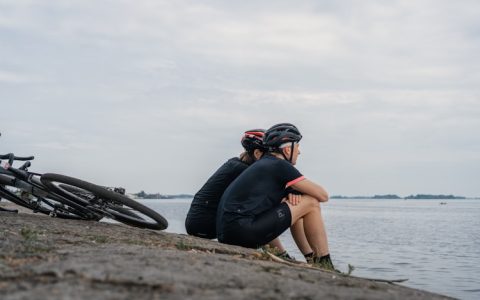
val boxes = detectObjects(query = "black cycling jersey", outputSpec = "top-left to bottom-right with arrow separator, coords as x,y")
216,154 -> 304,247
185,157 -> 249,239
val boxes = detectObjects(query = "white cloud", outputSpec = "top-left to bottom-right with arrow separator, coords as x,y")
1,0 -> 479,195
0,70 -> 33,84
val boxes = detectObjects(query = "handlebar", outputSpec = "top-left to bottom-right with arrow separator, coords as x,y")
0,153 -> 35,166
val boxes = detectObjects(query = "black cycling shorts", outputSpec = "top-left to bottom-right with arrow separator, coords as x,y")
218,202 -> 292,248
185,205 -> 217,239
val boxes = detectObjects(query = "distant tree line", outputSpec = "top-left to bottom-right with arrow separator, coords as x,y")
133,191 -> 468,200
330,194 -> 466,199
134,191 -> 193,199
404,194 -> 466,199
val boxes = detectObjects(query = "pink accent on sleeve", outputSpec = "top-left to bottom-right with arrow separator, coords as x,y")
286,176 -> 306,187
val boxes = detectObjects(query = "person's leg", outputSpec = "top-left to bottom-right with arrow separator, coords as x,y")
287,196 -> 337,270
290,218 -> 315,262
290,218 -> 313,255
219,202 -> 292,248
266,238 -> 295,260
268,238 -> 285,252
287,195 -> 329,257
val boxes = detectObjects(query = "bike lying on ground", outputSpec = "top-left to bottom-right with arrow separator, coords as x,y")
41,173 -> 168,230
0,153 -> 94,219
1,142 -> 168,229
0,154 -> 168,230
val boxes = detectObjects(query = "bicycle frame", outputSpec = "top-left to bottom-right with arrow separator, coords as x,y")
1,153 -> 38,210
0,153 -> 93,218
0,171 -> 57,213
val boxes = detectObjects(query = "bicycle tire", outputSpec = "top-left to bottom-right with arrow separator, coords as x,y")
29,175 -> 100,219
0,177 -> 89,219
41,173 -> 168,230
57,184 -> 141,219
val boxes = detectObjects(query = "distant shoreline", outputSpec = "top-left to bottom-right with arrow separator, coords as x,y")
132,191 -> 193,199
330,194 -> 472,200
131,192 -> 478,200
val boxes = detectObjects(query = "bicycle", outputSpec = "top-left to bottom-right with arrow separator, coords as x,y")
1,133 -> 168,230
0,153 -> 95,219
40,173 -> 169,230
0,154 -> 168,230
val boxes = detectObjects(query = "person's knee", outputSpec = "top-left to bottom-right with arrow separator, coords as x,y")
303,195 -> 320,210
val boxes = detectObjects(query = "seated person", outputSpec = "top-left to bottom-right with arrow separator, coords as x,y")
216,123 -> 335,270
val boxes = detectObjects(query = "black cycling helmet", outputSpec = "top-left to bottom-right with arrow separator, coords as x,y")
241,129 -> 265,152
264,123 -> 302,163
264,123 -> 302,149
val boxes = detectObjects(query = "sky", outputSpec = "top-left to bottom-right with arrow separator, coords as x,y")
1,0 -> 479,197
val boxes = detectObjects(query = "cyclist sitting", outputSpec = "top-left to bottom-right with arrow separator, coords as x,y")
185,129 -> 267,239
216,123 -> 336,270
185,129 -> 293,258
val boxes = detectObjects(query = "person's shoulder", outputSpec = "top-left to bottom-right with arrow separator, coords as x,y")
226,156 -> 247,165
266,155 -> 299,172
225,157 -> 249,170
255,154 -> 285,169
259,154 -> 278,162
262,154 -> 288,165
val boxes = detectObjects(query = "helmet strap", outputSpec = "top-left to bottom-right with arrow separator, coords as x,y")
279,142 -> 294,163
289,142 -> 294,163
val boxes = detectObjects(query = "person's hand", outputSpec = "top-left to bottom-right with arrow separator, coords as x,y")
287,193 -> 302,205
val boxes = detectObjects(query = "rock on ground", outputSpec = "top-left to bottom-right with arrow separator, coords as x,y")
0,203 -> 452,300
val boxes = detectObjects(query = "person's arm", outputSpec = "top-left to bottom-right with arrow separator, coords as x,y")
290,178 -> 329,202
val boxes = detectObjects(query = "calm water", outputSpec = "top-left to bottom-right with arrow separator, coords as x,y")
138,198 -> 480,300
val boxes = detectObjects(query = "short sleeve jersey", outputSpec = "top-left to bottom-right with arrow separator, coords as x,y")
217,155 -> 304,224
189,157 -> 249,210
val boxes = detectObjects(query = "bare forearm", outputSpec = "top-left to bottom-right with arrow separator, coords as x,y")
292,179 -> 329,202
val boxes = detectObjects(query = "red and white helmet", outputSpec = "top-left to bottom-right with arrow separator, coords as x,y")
241,129 -> 265,152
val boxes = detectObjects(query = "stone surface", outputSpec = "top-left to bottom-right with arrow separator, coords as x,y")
0,202 -> 452,300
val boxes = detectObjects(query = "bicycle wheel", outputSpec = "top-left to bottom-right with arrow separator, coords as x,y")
0,175 -> 89,219
30,175 -> 101,219
40,173 -> 168,230
57,184 -> 140,219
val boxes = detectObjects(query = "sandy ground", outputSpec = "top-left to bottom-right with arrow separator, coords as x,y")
0,201 -> 453,300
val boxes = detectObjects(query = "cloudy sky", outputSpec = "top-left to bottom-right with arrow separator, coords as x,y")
1,0 -> 479,197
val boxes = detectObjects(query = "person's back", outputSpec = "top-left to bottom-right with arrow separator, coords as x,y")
184,129 -> 265,239
185,157 -> 249,238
